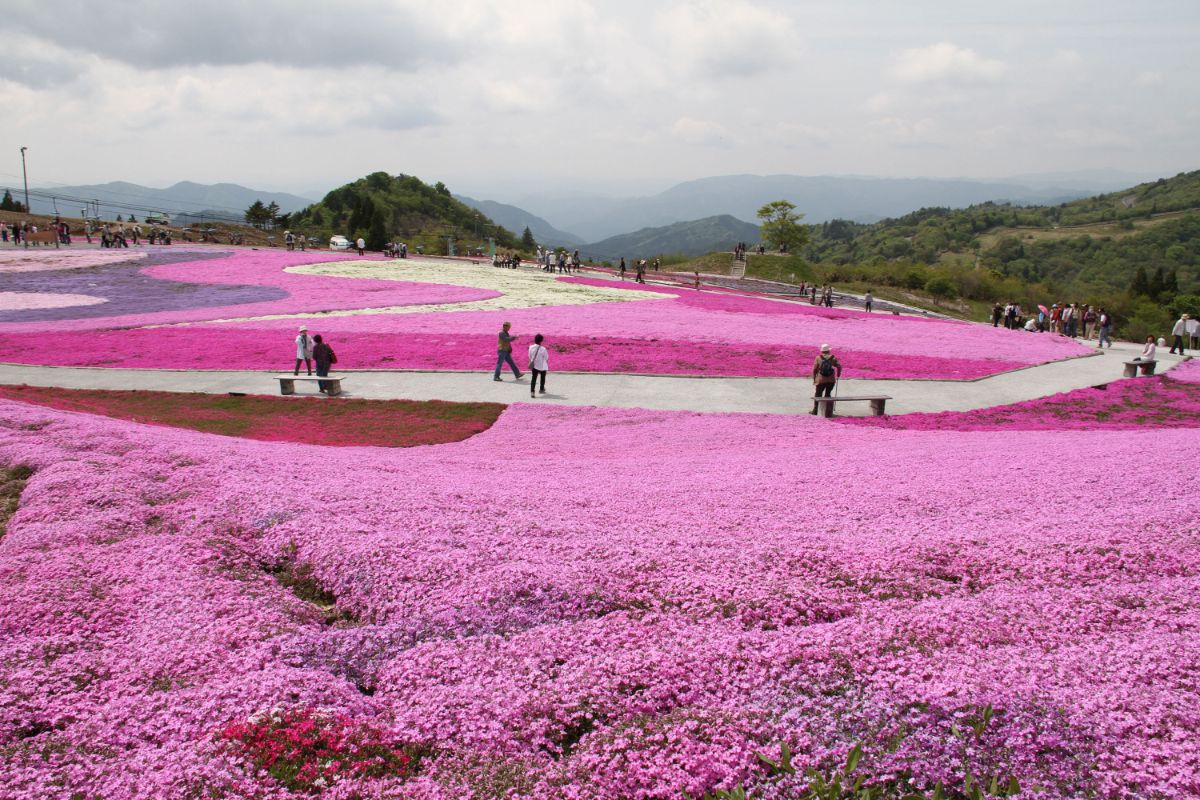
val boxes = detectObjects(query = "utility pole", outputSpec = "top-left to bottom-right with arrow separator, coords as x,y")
19,147 -> 29,213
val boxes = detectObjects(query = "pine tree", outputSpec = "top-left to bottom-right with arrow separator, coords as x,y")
0,190 -> 19,212
521,226 -> 536,249
367,206 -> 388,251
1165,269 -> 1180,295
1148,266 -> 1166,299
1130,265 -> 1150,296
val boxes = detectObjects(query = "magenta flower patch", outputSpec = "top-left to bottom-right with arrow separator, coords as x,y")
1,398 -> 1198,798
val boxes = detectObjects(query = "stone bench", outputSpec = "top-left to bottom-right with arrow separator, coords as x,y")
812,395 -> 892,418
1122,360 -> 1157,378
276,374 -> 345,396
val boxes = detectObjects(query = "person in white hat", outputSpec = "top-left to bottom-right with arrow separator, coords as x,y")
811,343 -> 842,415
294,326 -> 314,375
1170,313 -> 1190,355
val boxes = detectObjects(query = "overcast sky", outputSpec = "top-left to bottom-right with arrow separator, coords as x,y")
1,0 -> 1196,200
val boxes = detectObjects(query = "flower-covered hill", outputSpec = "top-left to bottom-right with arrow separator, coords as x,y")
0,247 -> 1091,379
1,398 -> 1198,798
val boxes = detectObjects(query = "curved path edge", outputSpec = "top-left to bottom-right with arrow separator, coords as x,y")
0,342 -> 1185,416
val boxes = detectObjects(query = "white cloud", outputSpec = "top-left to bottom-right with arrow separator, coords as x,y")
1135,70 -> 1166,87
670,117 -> 733,147
890,42 -> 1007,85
655,0 -> 799,79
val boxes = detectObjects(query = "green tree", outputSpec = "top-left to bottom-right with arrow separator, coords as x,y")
266,201 -> 281,229
128,214 -> 137,223
756,200 -> 809,253
1130,265 -> 1150,296
367,206 -> 388,251
245,200 -> 269,227
521,226 -> 536,249
925,275 -> 956,300
0,190 -> 19,211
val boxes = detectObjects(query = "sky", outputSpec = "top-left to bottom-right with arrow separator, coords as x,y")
1,0 -> 1197,201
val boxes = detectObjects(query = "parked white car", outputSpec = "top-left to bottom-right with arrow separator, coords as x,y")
329,235 -> 352,250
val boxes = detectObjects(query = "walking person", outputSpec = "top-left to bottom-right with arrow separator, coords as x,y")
1170,314 -> 1190,355
1096,308 -> 1114,349
356,237 -> 366,256
527,334 -> 549,397
294,326 -> 313,376
312,334 -> 337,393
493,321 -> 523,381
635,259 -> 646,284
618,257 -> 627,280
864,290 -> 874,313
810,343 -> 842,416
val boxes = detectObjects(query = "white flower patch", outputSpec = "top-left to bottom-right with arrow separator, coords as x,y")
197,258 -> 663,324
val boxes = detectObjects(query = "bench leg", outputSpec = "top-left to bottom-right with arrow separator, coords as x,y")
278,379 -> 295,395
1123,364 -> 1137,379
327,380 -> 341,397
869,399 -> 886,416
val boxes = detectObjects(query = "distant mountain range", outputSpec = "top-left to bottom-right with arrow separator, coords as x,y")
584,215 -> 760,261
506,174 -> 1136,241
453,195 -> 584,246
9,181 -> 314,223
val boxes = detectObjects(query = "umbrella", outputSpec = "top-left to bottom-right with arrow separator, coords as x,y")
1038,304 -> 1050,315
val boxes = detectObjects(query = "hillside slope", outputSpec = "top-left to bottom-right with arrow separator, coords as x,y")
585,214 -> 760,260
286,173 -> 516,252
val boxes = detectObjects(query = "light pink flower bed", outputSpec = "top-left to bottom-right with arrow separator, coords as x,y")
0,291 -> 107,311
0,249 -> 148,272
2,399 -> 1198,798
0,249 -> 1091,379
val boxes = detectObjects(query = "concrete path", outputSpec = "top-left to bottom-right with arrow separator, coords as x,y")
0,341 -> 1185,416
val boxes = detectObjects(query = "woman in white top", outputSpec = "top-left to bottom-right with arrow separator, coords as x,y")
527,334 -> 549,397
294,326 -> 314,375
1138,335 -> 1156,362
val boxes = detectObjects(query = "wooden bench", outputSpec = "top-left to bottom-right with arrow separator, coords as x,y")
276,374 -> 346,396
812,394 -> 892,418
23,230 -> 60,248
1122,359 -> 1157,378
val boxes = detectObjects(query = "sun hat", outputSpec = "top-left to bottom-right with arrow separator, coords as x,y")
298,326 -> 307,332
820,343 -> 831,353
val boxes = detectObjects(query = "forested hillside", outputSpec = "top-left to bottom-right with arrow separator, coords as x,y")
288,172 -> 516,252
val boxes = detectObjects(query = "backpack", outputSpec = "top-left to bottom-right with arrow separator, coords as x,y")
818,357 -> 836,377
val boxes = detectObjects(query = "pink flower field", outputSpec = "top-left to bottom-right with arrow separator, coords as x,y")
0,247 -> 1091,379
2,396 -> 1199,798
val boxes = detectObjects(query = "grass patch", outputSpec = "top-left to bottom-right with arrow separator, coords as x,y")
0,464 -> 32,541
0,386 -> 505,447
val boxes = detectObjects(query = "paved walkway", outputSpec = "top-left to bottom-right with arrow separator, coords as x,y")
0,341 -> 1184,416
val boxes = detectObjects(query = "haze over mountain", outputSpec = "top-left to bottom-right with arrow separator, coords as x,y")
453,195 -> 584,247
9,181 -> 314,223
504,173 -> 1140,242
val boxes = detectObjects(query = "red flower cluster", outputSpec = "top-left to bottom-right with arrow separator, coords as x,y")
221,707 -> 417,792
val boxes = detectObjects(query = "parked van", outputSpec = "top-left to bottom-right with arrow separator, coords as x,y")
329,235 -> 352,250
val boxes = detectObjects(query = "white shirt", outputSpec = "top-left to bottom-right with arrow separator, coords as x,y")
1172,318 -> 1189,336
356,238 -> 365,248
528,343 -> 549,371
1141,341 -> 1156,360
295,334 -> 312,359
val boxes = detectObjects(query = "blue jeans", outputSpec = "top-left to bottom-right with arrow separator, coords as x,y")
316,364 -> 330,391
494,350 -> 521,379
1097,326 -> 1112,348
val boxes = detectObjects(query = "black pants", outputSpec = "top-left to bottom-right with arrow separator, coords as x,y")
1171,335 -> 1186,354
530,369 -> 546,394
294,358 -> 311,375
813,382 -> 833,414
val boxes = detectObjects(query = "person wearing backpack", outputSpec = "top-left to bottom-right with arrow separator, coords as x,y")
811,344 -> 842,415
312,334 -> 338,393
